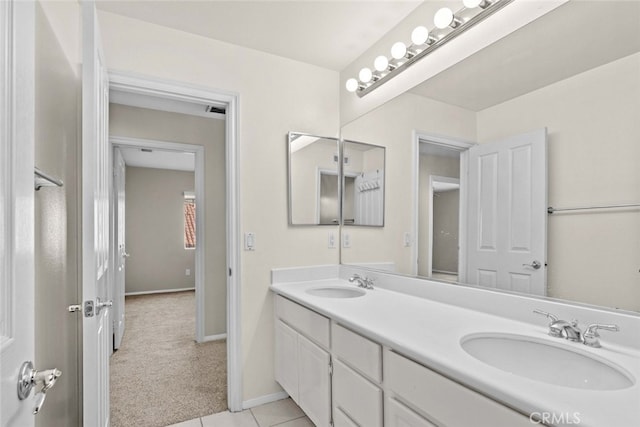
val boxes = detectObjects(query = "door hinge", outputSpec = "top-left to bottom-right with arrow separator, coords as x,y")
329,359 -> 333,376
229,268 -> 232,277
68,304 -> 82,313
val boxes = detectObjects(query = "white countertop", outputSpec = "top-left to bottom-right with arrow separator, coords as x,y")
270,278 -> 640,427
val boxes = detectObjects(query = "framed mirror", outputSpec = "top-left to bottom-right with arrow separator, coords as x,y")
288,132 -> 340,225
340,0 -> 640,313
342,140 -> 385,227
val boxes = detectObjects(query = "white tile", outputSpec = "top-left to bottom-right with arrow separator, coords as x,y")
274,417 -> 313,427
165,418 -> 202,427
250,398 -> 305,427
201,410 -> 258,427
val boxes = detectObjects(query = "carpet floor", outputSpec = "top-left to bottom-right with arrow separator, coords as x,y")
110,291 -> 227,427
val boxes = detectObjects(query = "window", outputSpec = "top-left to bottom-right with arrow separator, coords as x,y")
184,192 -> 196,249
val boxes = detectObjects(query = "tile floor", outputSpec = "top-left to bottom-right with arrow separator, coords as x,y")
167,398 -> 313,427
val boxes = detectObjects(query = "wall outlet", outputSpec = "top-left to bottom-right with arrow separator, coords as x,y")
328,231 -> 336,249
185,268 -> 191,276
342,232 -> 351,248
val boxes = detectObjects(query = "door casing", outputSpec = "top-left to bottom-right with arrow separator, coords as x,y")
107,70 -> 242,411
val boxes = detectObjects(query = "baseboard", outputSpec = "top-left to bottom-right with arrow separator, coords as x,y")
125,287 -> 195,296
242,391 -> 289,410
202,333 -> 227,343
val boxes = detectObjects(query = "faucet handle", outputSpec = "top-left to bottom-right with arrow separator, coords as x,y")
533,309 -> 559,323
584,323 -> 619,348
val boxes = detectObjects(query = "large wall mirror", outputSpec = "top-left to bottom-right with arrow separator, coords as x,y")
340,0 -> 640,313
288,132 -> 340,225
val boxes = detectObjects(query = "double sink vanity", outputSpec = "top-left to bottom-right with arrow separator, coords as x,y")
270,266 -> 640,427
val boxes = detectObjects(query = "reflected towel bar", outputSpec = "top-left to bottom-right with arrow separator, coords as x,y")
34,167 -> 63,191
548,203 -> 640,214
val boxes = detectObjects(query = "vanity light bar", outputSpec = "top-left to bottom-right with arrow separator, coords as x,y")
346,0 -> 514,97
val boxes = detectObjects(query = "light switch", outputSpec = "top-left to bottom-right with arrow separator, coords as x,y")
185,268 -> 191,276
403,232 -> 412,247
244,232 -> 256,251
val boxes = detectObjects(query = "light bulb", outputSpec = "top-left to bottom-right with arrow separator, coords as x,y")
464,0 -> 489,8
358,67 -> 373,83
434,7 -> 455,29
411,26 -> 430,45
391,42 -> 407,60
345,78 -> 359,93
374,55 -> 389,72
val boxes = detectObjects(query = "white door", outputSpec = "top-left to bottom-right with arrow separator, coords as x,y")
466,129 -> 547,295
82,1 -> 111,426
113,147 -> 126,350
1,1 -> 35,425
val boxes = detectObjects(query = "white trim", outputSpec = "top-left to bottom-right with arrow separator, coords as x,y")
202,333 -> 227,343
413,132 -> 474,278
124,287 -> 195,296
107,70 -> 243,412
242,391 -> 289,410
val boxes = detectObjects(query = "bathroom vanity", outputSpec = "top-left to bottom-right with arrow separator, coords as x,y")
271,267 -> 640,427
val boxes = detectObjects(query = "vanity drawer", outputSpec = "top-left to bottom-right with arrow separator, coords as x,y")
332,323 -> 382,383
385,350 -> 532,427
333,360 -> 383,427
275,295 -> 330,349
386,397 -> 436,427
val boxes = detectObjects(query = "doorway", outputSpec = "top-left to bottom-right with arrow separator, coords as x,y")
106,71 -> 242,421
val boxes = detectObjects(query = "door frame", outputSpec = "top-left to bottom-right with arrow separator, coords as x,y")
411,131 -> 474,279
109,136 -> 206,338
108,70 -> 243,411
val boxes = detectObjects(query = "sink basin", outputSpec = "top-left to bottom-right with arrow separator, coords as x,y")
461,333 -> 634,390
305,286 -> 366,299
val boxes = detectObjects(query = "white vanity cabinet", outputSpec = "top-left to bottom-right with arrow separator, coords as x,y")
274,293 -> 537,427
385,349 -> 533,427
331,323 -> 383,427
275,296 -> 331,427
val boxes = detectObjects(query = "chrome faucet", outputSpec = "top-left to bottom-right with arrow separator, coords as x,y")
349,274 -> 374,290
533,309 -> 619,347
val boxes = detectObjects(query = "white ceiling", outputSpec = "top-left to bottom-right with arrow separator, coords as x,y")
119,147 -> 196,172
110,90 -> 226,120
96,0 -> 424,71
410,1 -> 640,111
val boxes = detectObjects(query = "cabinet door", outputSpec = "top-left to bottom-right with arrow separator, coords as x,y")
333,360 -> 383,427
386,398 -> 437,427
298,334 -> 331,427
275,320 -> 299,402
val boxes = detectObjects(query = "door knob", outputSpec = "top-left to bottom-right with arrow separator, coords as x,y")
17,361 -> 62,414
523,260 -> 542,270
122,252 -> 130,258
96,297 -> 113,315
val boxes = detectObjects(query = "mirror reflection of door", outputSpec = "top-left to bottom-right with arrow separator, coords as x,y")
418,142 -> 461,279
319,172 -> 339,224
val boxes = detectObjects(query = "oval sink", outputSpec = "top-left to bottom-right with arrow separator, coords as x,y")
306,286 -> 366,299
461,333 -> 634,390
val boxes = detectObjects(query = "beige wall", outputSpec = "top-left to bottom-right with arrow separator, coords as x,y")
124,166 -> 195,294
98,11 -> 341,399
341,92 -> 476,273
34,3 -> 80,426
110,104 -> 227,337
477,52 -> 640,311
418,155 -> 460,277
